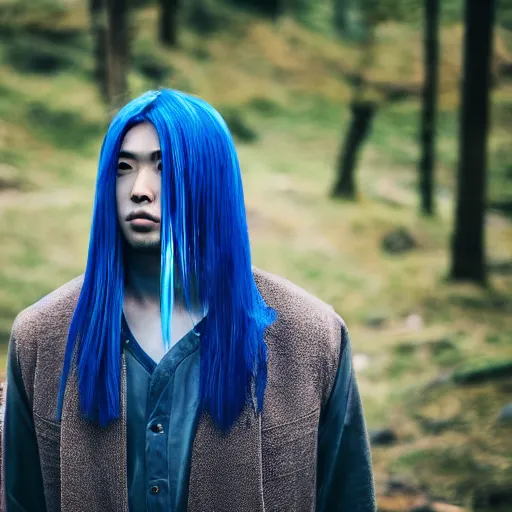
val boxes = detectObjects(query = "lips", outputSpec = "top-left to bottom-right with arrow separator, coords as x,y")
126,211 -> 160,223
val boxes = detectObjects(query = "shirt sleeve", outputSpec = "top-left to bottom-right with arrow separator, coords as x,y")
316,328 -> 376,512
2,335 -> 47,511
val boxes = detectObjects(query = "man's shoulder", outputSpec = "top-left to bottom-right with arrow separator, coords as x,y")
11,275 -> 84,344
253,268 -> 348,406
253,267 -> 344,327
253,267 -> 347,363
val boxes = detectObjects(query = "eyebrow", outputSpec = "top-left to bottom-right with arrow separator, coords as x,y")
118,150 -> 162,161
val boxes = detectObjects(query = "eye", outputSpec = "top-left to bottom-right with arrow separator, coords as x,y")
117,161 -> 132,175
157,161 -> 163,172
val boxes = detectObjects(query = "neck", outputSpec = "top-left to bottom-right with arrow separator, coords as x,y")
124,249 -> 161,305
123,247 -> 201,314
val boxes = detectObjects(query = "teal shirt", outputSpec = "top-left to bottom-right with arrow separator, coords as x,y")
3,321 -> 375,512
123,316 -> 203,512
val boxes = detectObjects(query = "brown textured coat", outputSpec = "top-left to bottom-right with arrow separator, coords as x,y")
1,268 -> 346,512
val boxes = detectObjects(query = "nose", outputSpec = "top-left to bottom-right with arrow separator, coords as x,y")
130,168 -> 156,204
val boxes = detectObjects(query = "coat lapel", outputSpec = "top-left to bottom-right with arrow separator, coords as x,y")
60,357 -> 129,512
188,405 -> 266,512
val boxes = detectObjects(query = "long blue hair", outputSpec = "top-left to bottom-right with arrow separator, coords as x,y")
56,89 -> 276,432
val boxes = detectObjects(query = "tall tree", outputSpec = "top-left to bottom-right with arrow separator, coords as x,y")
331,101 -> 376,199
105,0 -> 129,106
187,0 -> 219,34
333,0 -> 349,37
160,0 -> 180,46
333,0 -> 366,42
228,0 -> 281,18
331,0 -> 419,200
418,0 -> 440,216
331,4 -> 377,200
450,0 -> 496,284
89,0 -> 109,101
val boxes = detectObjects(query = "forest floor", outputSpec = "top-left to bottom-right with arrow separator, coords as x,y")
0,2 -> 511,511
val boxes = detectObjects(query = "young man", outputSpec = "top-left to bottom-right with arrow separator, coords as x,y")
1,90 -> 376,511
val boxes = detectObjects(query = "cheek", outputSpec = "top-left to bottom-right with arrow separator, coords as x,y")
115,178 -> 130,214
152,173 -> 162,197
115,183 -> 122,217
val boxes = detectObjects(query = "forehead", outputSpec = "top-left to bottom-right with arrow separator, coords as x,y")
120,122 -> 160,152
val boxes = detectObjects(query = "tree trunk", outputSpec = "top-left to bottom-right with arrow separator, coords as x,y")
331,14 -> 376,200
333,0 -> 361,41
333,0 -> 349,37
160,0 -> 179,46
229,0 -> 281,17
332,101 -> 377,199
450,0 -> 496,284
89,0 -> 109,101
105,0 -> 129,106
419,0 -> 440,216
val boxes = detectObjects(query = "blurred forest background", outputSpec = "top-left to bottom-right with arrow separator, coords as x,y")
0,0 -> 511,510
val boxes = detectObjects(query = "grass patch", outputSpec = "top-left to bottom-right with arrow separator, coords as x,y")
388,343 -> 423,379
246,97 -> 283,117
428,338 -> 464,367
391,445 -> 488,504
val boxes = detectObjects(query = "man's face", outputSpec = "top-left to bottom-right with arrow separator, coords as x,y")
116,122 -> 162,253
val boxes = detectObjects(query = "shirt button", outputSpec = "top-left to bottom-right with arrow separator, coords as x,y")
149,486 -> 160,495
150,423 -> 164,433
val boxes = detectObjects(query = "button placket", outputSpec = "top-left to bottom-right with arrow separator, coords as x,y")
147,366 -> 171,511
143,325 -> 202,511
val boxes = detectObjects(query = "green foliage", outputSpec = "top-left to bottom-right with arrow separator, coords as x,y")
429,338 -> 463,367
359,0 -> 421,25
440,0 -> 463,24
0,24 -> 89,76
284,0 -> 314,23
498,0 -> 512,30
332,0 -> 468,42
133,45 -> 174,85
437,0 -> 511,28
26,102 -> 105,151
186,0 -> 224,34
389,343 -> 422,379
0,148 -> 25,169
246,97 -> 282,117
485,333 -> 512,345
390,444 -> 489,497
0,0 -> 67,23
333,0 -> 366,41
220,108 -> 259,143
6,37 -> 74,74
332,0 -> 423,45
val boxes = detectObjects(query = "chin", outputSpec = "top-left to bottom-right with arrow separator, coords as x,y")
126,237 -> 161,254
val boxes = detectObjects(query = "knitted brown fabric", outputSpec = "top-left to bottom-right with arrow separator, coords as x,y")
60,359 -> 129,512
1,268 -> 345,512
188,270 -> 344,511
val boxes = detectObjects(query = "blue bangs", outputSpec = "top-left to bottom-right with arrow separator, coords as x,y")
57,90 -> 276,432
